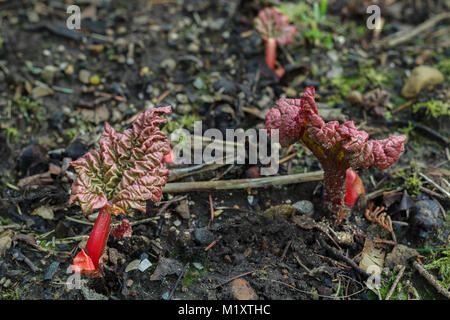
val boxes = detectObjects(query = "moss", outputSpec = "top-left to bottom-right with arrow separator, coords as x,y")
412,100 -> 449,118
424,250 -> 450,289
392,163 -> 422,197
14,96 -> 45,122
182,265 -> 208,287
5,127 -> 19,143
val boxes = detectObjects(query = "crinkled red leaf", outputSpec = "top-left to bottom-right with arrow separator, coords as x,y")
254,7 -> 297,44
69,106 -> 172,215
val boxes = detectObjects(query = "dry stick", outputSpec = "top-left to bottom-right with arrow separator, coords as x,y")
376,12 -> 450,48
413,261 -> 450,299
214,269 -> 262,289
293,253 -> 311,273
319,238 -> 370,278
163,170 -> 324,193
419,172 -> 450,199
167,262 -> 190,300
385,265 -> 406,300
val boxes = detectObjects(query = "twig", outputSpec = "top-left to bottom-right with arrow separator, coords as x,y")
419,172 -> 450,199
385,265 -> 406,300
413,261 -> 450,299
204,240 -> 217,252
293,253 -> 311,273
214,269 -> 262,289
163,171 -> 324,193
377,12 -> 450,48
167,262 -> 190,300
319,238 -> 370,278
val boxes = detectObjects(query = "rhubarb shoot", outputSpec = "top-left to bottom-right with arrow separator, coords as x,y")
254,7 -> 296,72
69,107 -> 172,273
265,87 -> 406,218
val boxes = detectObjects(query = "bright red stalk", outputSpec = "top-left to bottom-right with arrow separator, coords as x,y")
265,38 -> 277,70
85,206 -> 111,269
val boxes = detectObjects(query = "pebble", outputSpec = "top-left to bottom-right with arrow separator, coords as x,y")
401,66 -> 444,98
213,77 -> 236,95
193,228 -> 214,245
176,93 -> 188,104
125,259 -> 141,272
176,104 -> 192,114
79,69 -> 91,84
231,278 -> 258,300
173,220 -> 181,227
175,201 -> 190,220
161,58 -> 176,71
41,65 -> 58,85
193,262 -> 203,270
138,258 -> 152,272
292,200 -> 314,217
193,77 -> 204,89
32,85 -> 53,98
43,261 -> 60,281
411,200 -> 442,237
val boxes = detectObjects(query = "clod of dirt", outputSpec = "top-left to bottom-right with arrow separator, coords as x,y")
0,230 -> 13,256
401,66 -> 444,98
292,200 -> 314,217
385,244 -> 418,269
411,200 -> 442,237
231,278 -> 258,300
263,204 -> 295,220
175,200 -> 190,220
193,228 -> 214,245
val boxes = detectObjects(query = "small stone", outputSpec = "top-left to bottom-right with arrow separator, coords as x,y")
176,93 -> 188,104
231,278 -> 258,300
175,201 -> 190,220
213,77 -> 236,95
193,228 -> 214,245
411,200 -> 442,237
345,90 -> 363,105
188,42 -> 199,53
292,200 -> 314,217
161,58 -> 176,71
31,205 -> 54,220
138,258 -> 152,272
125,259 -> 141,272
42,49 -> 51,57
401,66 -> 444,98
193,262 -> 203,270
88,212 -> 99,222
126,279 -> 133,287
173,220 -> 181,227
224,255 -> 232,263
140,66 -> 150,77
193,77 -> 204,89
90,74 -> 100,85
64,65 -> 74,76
79,69 -> 91,84
41,65 -> 58,85
88,44 -> 104,54
27,11 -> 39,23
43,261 -> 60,281
32,85 -> 53,98
176,104 -> 192,114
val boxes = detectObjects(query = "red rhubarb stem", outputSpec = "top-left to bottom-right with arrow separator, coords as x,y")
322,165 -> 347,215
265,38 -> 277,70
85,206 -> 112,269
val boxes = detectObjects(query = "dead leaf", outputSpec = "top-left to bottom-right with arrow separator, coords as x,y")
359,239 -> 385,273
31,205 -> 54,220
150,258 -> 183,281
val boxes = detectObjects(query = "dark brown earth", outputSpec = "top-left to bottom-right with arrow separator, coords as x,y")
0,0 -> 449,300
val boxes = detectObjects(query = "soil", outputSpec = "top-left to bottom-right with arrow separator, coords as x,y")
0,0 -> 449,300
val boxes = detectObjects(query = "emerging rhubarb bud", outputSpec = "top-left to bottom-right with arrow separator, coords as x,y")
254,7 -> 296,73
69,107 -> 172,273
265,87 -> 406,217
344,168 -> 365,207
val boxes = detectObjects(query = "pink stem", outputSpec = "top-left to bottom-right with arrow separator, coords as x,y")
85,206 -> 111,269
265,38 -> 277,70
